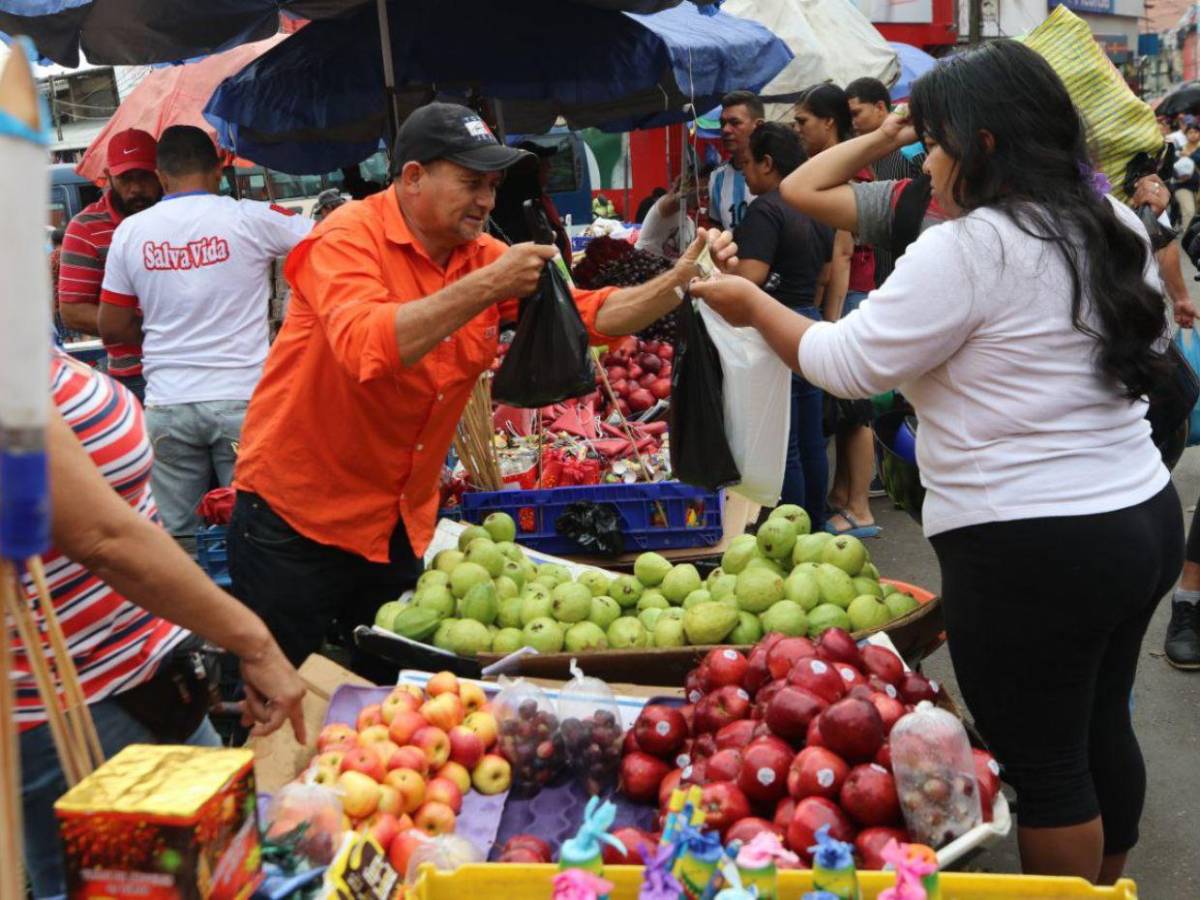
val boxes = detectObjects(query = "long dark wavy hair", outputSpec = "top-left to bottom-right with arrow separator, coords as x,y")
910,39 -> 1169,400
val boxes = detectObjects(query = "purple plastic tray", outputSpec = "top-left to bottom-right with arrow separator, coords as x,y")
323,684 -> 661,860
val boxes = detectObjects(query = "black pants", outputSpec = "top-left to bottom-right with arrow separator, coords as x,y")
227,491 -> 423,671
1185,499 -> 1200,565
930,483 -> 1182,854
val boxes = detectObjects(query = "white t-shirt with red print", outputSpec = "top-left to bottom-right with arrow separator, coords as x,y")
101,192 -> 313,406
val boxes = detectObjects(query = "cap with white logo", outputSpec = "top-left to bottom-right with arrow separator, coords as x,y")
391,102 -> 527,175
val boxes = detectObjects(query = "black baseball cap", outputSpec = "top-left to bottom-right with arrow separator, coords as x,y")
392,102 -> 527,174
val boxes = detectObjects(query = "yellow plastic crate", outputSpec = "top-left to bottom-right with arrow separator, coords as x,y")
411,863 -> 1137,899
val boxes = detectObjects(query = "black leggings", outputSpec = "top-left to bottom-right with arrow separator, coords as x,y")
1186,498 -> 1200,565
930,484 -> 1182,854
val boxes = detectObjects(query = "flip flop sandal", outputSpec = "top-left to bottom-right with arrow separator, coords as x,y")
823,509 -> 882,539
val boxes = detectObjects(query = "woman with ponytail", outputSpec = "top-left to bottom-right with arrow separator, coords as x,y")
693,40 -> 1181,883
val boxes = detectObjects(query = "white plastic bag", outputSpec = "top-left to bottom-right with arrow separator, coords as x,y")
698,302 -> 792,506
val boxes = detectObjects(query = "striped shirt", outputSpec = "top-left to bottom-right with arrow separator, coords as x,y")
58,192 -> 143,377
11,352 -> 186,731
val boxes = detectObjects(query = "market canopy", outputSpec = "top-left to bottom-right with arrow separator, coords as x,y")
0,0 -> 719,67
203,0 -> 793,174
888,42 -> 938,102
74,34 -> 285,183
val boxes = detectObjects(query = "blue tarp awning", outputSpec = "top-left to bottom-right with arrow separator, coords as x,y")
203,0 -> 792,174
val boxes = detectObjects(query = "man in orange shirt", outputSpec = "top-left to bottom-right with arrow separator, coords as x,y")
229,103 -> 735,666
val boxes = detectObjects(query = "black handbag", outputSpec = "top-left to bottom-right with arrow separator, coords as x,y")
1147,340 -> 1199,470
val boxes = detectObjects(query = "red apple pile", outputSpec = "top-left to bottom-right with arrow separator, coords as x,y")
619,636 -> 996,867
302,671 -> 512,875
598,338 -> 674,417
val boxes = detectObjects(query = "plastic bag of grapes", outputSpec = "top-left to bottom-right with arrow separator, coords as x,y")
557,659 -> 624,796
492,676 -> 566,796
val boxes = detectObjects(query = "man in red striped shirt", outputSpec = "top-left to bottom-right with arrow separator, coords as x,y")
57,128 -> 161,401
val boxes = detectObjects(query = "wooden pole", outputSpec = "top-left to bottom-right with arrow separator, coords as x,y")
0,563 -> 27,898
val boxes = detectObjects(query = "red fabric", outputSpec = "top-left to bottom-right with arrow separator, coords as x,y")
197,487 -> 236,525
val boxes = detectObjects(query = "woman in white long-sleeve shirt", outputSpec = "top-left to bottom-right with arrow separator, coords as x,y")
692,40 -> 1182,884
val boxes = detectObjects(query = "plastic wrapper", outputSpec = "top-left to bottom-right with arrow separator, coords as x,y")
557,659 -> 625,795
554,500 -> 625,555
668,297 -> 740,491
492,263 -> 596,408
264,783 -> 344,867
889,702 -> 982,848
492,676 -> 566,796
404,833 -> 484,884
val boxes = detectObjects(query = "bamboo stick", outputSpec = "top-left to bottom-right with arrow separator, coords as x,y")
0,563 -> 27,899
4,568 -> 86,787
26,556 -> 104,771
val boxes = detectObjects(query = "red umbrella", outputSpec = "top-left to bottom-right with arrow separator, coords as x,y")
75,33 -> 288,184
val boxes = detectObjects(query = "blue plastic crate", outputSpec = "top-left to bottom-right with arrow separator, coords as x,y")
454,482 -> 723,554
195,525 -> 231,588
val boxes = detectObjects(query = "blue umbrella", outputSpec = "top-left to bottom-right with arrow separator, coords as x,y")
203,0 -> 792,174
888,41 -> 938,103
0,0 -> 715,67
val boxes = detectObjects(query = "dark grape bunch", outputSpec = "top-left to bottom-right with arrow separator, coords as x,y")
561,710 -> 625,796
498,699 -> 566,795
637,308 -> 680,345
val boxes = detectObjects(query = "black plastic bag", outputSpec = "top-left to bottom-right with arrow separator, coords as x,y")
668,295 -> 741,491
554,501 -> 624,555
492,201 -> 596,408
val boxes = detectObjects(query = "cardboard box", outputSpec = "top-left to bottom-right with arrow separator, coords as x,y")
247,654 -> 371,795
55,745 -> 261,899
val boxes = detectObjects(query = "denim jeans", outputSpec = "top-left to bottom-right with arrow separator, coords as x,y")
144,399 -> 247,536
843,289 -> 870,317
20,701 -> 220,898
782,305 -> 827,529
228,492 -> 423,673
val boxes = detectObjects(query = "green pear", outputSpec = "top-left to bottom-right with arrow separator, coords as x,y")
578,570 -> 612,598
820,535 -> 869,577
374,600 -> 404,630
519,591 -> 554,626
492,627 -> 525,655
769,503 -> 812,536
885,592 -> 920,618
456,525 -> 491,551
682,602 -> 738,645
792,532 -> 834,567
660,607 -> 685,621
497,595 -> 524,629
807,604 -> 852,638
447,619 -> 492,656
483,512 -> 517,543
433,549 -> 465,574
852,576 -> 883,599
588,596 -> 622,629
565,621 -> 608,652
728,610 -> 764,645
705,566 -> 726,588
784,569 -> 821,612
682,589 -> 713,610
431,618 -> 458,650
637,593 -> 670,612
709,573 -> 739,604
847,595 -> 891,632
661,564 -> 702,603
607,617 -> 649,649
756,518 -> 797,561
861,562 -> 881,581
652,616 -> 687,648
449,561 -> 491,598
735,568 -> 785,614
460,581 -> 498,625
639,607 -> 665,632
536,563 -> 572,586
414,585 -> 455,619
522,617 -> 564,653
495,540 -> 525,563
609,574 -> 644,609
760,600 -> 809,636
500,559 -> 526,590
417,569 -> 450,591
815,563 -> 858,609
745,556 -> 786,577
721,536 -> 758,575
465,539 -> 505,577
494,575 -> 520,602
634,552 -> 673,587
551,581 -> 593,623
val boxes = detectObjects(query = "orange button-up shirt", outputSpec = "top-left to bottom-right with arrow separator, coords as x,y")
234,189 -> 616,562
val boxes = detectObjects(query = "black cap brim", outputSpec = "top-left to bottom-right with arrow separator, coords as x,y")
445,143 -> 529,172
